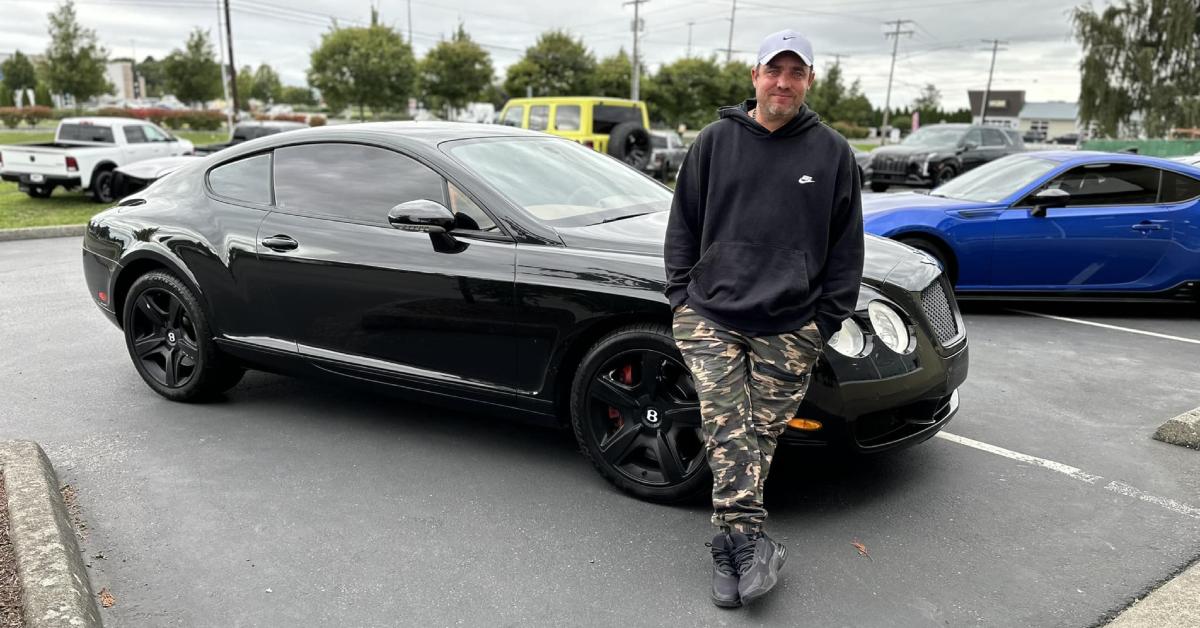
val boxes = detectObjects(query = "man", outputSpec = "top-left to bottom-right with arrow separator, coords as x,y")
663,29 -> 864,608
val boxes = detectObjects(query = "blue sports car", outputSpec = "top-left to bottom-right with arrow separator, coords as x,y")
862,151 -> 1200,302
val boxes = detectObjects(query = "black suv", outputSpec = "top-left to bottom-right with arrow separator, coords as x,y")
865,124 -> 1024,192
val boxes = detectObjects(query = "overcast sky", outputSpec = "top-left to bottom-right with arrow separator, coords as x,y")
2,0 -> 1108,111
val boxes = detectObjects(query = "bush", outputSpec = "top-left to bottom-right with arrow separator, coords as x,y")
187,110 -> 224,131
307,114 -> 326,127
161,112 -> 186,130
831,121 -> 869,139
0,107 -> 22,129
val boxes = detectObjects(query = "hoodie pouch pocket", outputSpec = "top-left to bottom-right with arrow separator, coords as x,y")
692,242 -> 809,316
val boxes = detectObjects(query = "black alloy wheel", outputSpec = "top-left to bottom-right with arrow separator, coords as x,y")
571,324 -> 710,503
934,164 -> 957,186
122,271 -> 244,401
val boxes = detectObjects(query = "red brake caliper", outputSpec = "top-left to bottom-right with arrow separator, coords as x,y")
608,363 -> 634,428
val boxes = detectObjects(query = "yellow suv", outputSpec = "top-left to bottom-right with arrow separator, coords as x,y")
497,97 -> 653,169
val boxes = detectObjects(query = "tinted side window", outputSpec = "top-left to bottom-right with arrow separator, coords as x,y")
555,105 -> 581,131
208,153 -> 272,205
273,143 -> 446,224
143,125 -> 170,142
59,124 -> 114,143
964,129 -> 983,147
123,125 -> 147,144
501,106 -> 524,127
593,105 -> 641,134
983,128 -> 1007,147
1160,171 -> 1200,203
1043,164 -> 1160,207
529,105 -> 549,131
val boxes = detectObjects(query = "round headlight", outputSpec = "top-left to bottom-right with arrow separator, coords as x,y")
827,317 -> 866,357
868,301 -> 910,353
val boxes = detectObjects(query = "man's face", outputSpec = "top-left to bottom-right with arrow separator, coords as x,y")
751,52 -> 815,118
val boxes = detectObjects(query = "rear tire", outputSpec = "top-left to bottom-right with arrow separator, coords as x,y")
870,181 -> 889,193
570,323 -> 710,503
607,123 -> 652,170
91,168 -> 115,203
122,271 -> 244,402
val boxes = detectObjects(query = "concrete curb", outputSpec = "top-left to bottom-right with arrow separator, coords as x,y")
1153,406 -> 1200,450
0,225 -> 86,242
0,441 -> 102,628
1105,557 -> 1200,627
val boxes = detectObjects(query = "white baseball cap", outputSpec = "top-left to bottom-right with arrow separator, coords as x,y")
757,29 -> 814,67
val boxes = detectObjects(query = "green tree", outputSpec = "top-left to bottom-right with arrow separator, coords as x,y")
2,51 -> 39,104
646,56 -> 727,130
41,0 -> 112,110
235,65 -> 254,105
163,29 -> 222,106
594,48 -> 651,99
1073,0 -> 1200,137
806,62 -> 847,121
419,25 -> 494,115
307,8 -> 417,121
717,60 -> 753,108
279,85 -> 316,106
137,56 -> 166,97
912,83 -> 940,111
251,63 -> 282,103
503,30 -> 596,97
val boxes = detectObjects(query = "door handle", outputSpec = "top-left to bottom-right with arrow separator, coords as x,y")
261,235 -> 298,251
1131,222 -> 1164,232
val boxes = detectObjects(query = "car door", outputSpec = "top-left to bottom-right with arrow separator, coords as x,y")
257,141 -> 522,391
121,125 -> 159,162
140,124 -> 174,157
990,163 -> 1177,289
957,128 -> 987,172
980,128 -> 1011,165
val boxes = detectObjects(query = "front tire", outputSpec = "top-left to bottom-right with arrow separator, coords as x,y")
898,236 -> 956,284
570,323 -> 710,503
933,164 -> 957,187
870,181 -> 889,193
122,271 -> 244,401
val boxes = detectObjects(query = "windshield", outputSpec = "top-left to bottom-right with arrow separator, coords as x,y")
902,126 -> 965,147
446,137 -> 671,227
931,154 -> 1059,203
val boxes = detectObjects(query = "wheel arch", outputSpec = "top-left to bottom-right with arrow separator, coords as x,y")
892,230 -> 960,285
549,311 -> 672,426
111,248 -> 212,331
88,160 -> 119,188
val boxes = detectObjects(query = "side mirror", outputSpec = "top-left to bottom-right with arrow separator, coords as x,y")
388,199 -> 455,234
1029,188 -> 1069,217
963,141 -> 979,151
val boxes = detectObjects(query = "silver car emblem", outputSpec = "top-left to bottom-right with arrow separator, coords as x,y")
645,408 -> 660,424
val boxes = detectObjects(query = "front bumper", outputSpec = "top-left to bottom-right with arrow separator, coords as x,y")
782,274 -> 969,452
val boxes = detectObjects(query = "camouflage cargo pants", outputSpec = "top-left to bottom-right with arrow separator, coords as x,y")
672,304 -> 824,534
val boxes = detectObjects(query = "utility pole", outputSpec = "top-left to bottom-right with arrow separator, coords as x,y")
725,0 -> 736,63
215,0 -> 233,130
880,19 -> 913,144
827,52 -> 850,67
979,39 -> 1007,125
407,0 -> 413,44
686,21 -> 694,57
625,0 -> 648,101
223,0 -> 238,114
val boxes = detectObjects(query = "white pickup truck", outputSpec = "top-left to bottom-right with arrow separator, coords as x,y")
0,116 -> 194,202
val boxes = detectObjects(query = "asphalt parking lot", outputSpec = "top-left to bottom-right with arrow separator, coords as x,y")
2,235 -> 1198,627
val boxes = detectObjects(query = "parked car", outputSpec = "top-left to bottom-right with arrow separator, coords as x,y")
646,130 -> 686,180
113,121 -> 307,197
852,146 -> 870,183
81,122 -> 968,503
193,120 -> 307,155
864,123 -> 1025,193
0,117 -> 194,202
497,96 -> 653,170
1049,133 -> 1080,146
861,151 -> 1200,302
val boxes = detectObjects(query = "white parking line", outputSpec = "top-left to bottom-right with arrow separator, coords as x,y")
934,431 -> 1200,520
1010,309 -> 1200,345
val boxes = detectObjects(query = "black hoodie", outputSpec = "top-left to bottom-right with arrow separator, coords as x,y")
664,99 -> 864,339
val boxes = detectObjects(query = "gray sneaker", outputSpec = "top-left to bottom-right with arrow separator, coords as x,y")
735,531 -> 787,604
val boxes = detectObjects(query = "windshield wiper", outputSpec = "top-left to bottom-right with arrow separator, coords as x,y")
597,212 -> 653,224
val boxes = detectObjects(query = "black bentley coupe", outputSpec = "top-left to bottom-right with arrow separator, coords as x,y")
82,122 -> 969,503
